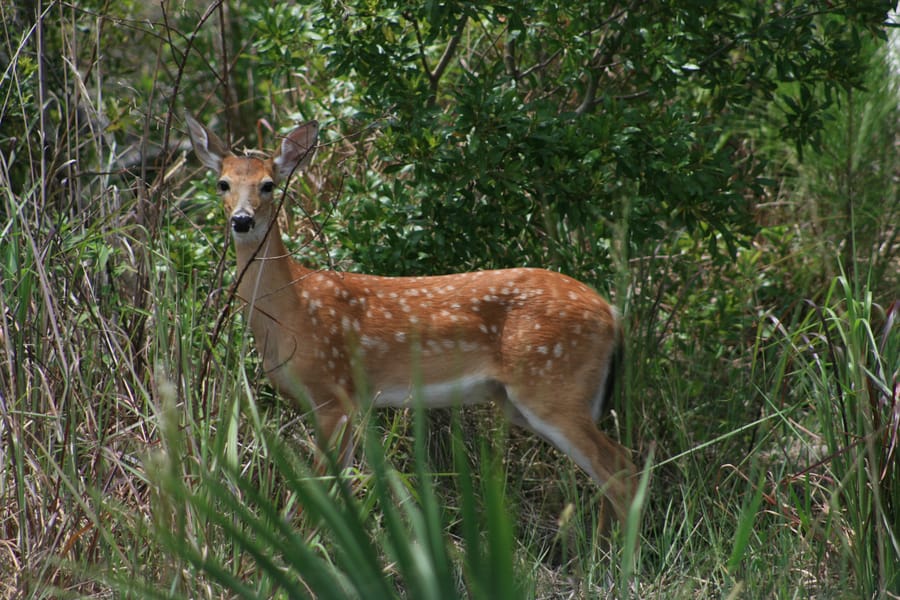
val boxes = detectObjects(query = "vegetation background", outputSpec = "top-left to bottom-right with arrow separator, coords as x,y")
1,0 -> 898,597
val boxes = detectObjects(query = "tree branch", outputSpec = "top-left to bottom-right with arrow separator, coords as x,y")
575,69 -> 599,116
518,48 -> 563,80
410,14 -> 432,79
503,36 -> 518,80
431,15 -> 468,87
574,3 -> 632,117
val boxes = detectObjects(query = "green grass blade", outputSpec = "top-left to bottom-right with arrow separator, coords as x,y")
727,470 -> 766,573
266,435 -> 396,599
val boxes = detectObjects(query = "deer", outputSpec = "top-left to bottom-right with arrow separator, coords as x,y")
185,113 -> 637,522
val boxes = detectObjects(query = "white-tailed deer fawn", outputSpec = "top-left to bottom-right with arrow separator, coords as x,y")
186,114 -> 637,520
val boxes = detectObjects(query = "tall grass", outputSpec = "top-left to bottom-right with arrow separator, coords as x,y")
98,365 -> 531,599
778,275 -> 898,595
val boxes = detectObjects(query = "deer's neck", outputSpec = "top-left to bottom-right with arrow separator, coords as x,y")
232,223 -> 306,312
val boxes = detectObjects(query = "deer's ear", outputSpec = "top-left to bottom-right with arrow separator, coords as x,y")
273,121 -> 319,180
185,113 -> 230,172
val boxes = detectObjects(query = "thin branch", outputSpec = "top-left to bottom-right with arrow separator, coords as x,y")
410,12 -> 467,104
574,1 -> 635,117
430,13 -> 468,91
575,69 -> 599,116
503,36 -> 518,80
518,48 -> 563,80
409,14 -> 432,79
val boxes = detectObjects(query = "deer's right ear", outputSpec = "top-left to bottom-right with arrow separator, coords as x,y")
185,113 -> 229,173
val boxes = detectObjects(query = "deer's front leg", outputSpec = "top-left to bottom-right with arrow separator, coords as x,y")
308,388 -> 355,471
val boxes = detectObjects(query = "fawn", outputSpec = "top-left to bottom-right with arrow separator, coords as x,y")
186,114 -> 637,520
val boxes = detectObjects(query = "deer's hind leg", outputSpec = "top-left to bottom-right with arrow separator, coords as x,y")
502,382 -> 636,522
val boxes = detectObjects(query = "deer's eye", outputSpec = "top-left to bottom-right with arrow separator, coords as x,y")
217,180 -> 230,193
260,181 -> 275,194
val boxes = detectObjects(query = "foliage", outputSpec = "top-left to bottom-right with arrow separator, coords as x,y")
283,0 -> 890,277
750,36 -> 900,295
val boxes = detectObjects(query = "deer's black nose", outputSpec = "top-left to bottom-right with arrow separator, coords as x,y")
231,214 -> 255,233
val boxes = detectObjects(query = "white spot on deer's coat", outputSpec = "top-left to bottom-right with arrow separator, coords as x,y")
553,343 -> 563,357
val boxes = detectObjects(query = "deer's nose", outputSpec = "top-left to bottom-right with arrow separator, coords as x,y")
231,213 -> 255,233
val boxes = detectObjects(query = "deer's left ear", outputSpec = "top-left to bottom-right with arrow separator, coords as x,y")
274,121 -> 319,180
